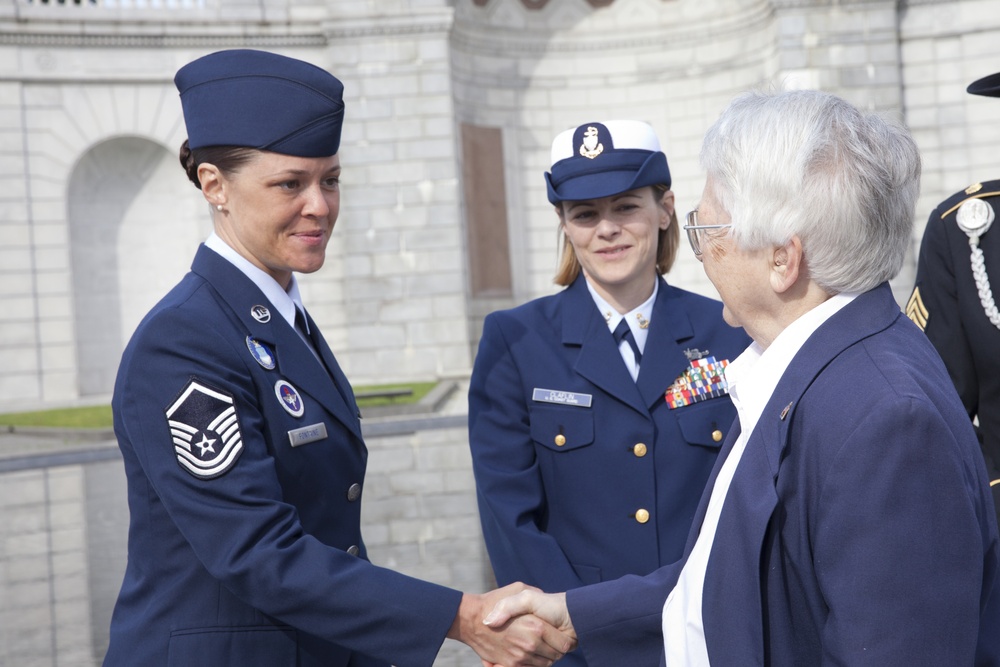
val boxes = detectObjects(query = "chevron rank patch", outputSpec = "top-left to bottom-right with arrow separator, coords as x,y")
906,287 -> 928,331
166,380 -> 244,479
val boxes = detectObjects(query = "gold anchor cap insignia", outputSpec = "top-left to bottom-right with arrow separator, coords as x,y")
579,126 -> 604,159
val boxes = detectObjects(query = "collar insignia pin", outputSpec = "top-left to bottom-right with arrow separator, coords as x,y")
250,305 -> 271,323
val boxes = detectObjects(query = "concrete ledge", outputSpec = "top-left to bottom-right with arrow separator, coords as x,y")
2,424 -> 115,441
0,384 -> 469,472
0,445 -> 121,474
357,380 -> 459,419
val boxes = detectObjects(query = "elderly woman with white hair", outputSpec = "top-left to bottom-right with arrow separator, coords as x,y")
483,88 -> 1000,666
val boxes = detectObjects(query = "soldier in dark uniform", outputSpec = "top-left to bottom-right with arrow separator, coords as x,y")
908,71 -> 1000,518
103,49 -> 572,667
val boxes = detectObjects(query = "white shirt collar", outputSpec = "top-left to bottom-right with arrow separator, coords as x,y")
204,232 -> 305,329
585,277 -> 659,346
584,278 -> 659,381
726,291 -> 859,439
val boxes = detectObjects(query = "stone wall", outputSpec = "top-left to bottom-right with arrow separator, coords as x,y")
0,464 -> 100,667
4,0 -> 1000,408
0,0 -> 471,407
0,416 -> 490,666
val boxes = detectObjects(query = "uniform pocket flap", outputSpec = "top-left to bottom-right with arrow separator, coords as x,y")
529,405 -> 595,452
675,399 -> 737,449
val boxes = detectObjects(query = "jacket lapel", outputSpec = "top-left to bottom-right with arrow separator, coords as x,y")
685,419 -> 744,556
301,308 -> 363,437
191,245 -> 363,441
752,283 -> 903,476
702,419 -> 779,665
635,278 -> 701,410
561,276 -> 646,415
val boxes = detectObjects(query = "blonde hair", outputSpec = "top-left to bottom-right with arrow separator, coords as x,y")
553,184 -> 679,286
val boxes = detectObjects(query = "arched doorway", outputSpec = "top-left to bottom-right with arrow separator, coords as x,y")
67,136 -> 209,397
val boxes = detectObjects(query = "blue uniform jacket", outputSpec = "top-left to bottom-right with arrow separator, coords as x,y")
104,245 -> 461,667
469,275 -> 750,641
565,283 -> 1000,666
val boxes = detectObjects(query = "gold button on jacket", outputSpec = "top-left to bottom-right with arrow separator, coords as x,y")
635,509 -> 650,524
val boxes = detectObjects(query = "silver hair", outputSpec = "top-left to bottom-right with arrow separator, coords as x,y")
700,88 -> 921,294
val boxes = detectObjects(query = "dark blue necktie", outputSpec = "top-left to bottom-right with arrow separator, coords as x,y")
296,307 -> 354,410
295,307 -> 320,358
613,319 -> 642,363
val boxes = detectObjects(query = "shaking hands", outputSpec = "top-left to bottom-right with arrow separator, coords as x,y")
449,582 -> 577,667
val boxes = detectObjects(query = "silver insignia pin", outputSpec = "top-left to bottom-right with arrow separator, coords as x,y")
250,305 -> 271,323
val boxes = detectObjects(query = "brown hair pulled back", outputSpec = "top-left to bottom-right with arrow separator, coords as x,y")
178,139 -> 259,190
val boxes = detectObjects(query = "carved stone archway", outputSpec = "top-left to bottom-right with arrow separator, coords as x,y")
68,136 -> 207,396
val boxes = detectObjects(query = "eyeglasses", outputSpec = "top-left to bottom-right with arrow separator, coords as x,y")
682,210 -> 733,257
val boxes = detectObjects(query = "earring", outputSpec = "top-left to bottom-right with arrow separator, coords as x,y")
217,204 -> 224,212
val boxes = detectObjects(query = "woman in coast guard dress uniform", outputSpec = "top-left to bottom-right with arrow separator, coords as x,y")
468,120 -> 751,666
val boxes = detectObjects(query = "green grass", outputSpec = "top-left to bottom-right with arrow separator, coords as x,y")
353,381 -> 437,407
0,405 -> 114,429
0,382 -> 437,429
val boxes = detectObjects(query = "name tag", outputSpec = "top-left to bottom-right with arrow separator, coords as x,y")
531,388 -> 592,408
288,422 -> 328,447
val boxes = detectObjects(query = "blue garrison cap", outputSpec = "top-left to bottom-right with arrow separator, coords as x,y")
545,120 -> 671,205
175,49 -> 345,157
968,71 -> 1000,98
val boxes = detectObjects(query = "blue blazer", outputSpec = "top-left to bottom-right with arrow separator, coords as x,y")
105,245 -> 461,667
469,274 -> 750,661
566,283 -> 1000,666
